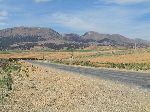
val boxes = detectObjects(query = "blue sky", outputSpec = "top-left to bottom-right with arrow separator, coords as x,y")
0,0 -> 150,40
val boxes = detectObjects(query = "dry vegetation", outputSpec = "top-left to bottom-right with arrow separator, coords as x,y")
0,51 -> 97,60
87,52 -> 150,63
0,47 -> 150,71
0,61 -> 150,112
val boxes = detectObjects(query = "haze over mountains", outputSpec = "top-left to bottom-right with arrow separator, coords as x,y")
0,27 -> 149,50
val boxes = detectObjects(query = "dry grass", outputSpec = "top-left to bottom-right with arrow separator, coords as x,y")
0,48 -> 150,71
0,51 -> 96,60
88,52 -> 150,63
1,62 -> 150,112
1,49 -> 150,64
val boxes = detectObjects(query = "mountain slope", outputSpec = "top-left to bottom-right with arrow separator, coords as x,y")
81,31 -> 150,47
0,27 -> 65,50
82,31 -> 109,41
0,27 -> 63,40
62,33 -> 83,42
0,27 -> 149,50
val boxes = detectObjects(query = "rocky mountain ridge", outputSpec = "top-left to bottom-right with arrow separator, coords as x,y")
0,27 -> 149,50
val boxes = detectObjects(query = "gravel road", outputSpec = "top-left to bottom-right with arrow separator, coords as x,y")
28,61 -> 150,90
2,61 -> 149,112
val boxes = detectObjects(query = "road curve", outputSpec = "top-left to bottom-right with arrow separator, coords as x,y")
28,61 -> 150,90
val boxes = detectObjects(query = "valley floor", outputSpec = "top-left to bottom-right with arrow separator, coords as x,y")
1,62 -> 150,112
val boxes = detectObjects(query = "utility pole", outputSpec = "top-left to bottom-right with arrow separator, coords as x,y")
133,42 -> 137,51
42,45 -> 45,60
134,42 -> 137,50
70,45 -> 74,65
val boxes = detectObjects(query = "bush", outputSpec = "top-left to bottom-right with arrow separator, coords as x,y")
106,62 -> 150,71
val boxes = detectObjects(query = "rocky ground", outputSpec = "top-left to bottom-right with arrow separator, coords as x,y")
1,62 -> 150,112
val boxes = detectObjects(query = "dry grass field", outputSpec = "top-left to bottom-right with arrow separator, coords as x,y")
0,47 -> 150,71
86,52 -> 150,63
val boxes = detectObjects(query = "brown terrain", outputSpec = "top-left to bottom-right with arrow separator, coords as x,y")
1,49 -> 150,66
1,62 -> 150,112
0,26 -> 150,112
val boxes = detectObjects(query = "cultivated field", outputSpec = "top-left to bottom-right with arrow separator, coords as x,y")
0,47 -> 150,71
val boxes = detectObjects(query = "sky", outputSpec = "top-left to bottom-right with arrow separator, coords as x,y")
0,0 -> 150,40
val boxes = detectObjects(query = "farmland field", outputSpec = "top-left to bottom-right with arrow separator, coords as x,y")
0,48 -> 150,111
0,47 -> 150,71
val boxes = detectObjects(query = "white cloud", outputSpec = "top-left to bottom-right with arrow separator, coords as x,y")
99,0 -> 149,4
0,10 -> 8,26
50,13 -> 97,31
48,6 -> 150,40
0,22 -> 6,25
49,8 -> 132,33
0,10 -> 8,17
34,0 -> 53,3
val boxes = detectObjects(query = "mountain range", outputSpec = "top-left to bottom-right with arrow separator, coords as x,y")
0,27 -> 149,50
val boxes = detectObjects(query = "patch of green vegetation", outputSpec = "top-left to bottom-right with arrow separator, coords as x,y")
75,49 -> 94,52
0,59 -> 21,89
2,63 -> 21,74
50,59 -> 150,71
145,48 -> 150,52
78,50 -> 136,59
0,50 -> 29,54
0,51 -> 11,54
107,63 -> 150,71
0,74 -> 13,90
0,59 -> 22,105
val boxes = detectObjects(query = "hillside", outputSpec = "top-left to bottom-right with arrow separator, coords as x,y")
0,27 -> 66,50
0,27 -> 149,50
81,31 -> 150,47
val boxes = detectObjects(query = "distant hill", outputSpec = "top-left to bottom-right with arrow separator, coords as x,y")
0,27 -> 149,50
64,31 -> 150,48
62,33 -> 82,43
81,31 -> 150,48
0,27 -> 65,50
